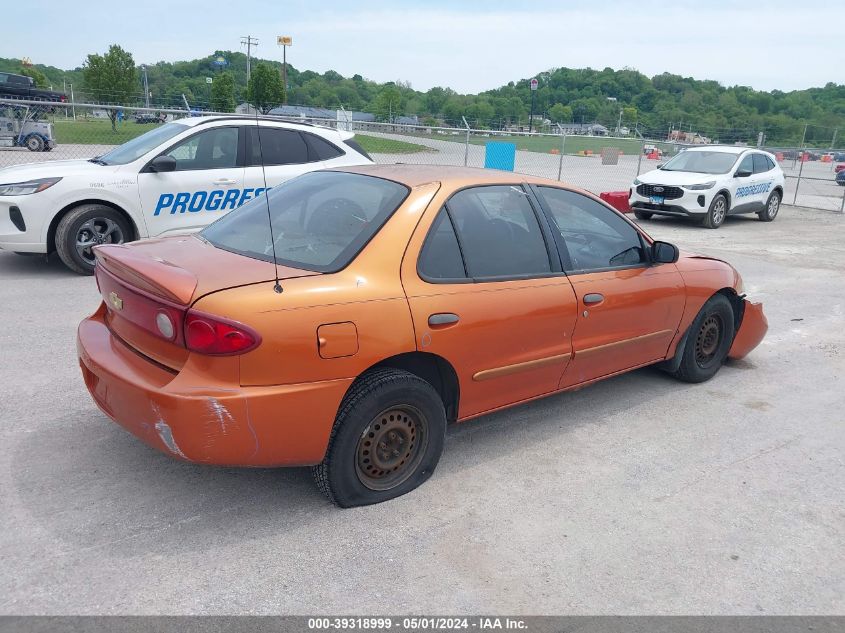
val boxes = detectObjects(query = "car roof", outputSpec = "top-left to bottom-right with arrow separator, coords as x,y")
682,145 -> 754,155
173,115 -> 335,134
328,164 -> 578,189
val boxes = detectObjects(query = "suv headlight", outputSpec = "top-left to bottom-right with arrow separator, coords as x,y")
0,177 -> 62,196
682,181 -> 715,191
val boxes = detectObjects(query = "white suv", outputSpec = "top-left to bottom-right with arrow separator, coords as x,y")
629,146 -> 785,229
0,116 -> 372,273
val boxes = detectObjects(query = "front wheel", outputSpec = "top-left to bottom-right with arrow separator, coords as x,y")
634,210 -> 653,220
312,368 -> 447,507
758,191 -> 781,222
55,204 -> 130,275
702,193 -> 728,229
671,294 -> 735,383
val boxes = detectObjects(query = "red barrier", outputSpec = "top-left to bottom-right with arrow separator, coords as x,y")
600,191 -> 632,213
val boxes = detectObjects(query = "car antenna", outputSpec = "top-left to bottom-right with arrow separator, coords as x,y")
254,109 -> 283,293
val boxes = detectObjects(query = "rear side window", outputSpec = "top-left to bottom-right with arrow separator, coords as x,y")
447,186 -> 551,279
766,156 -> 776,170
248,127 -> 309,166
344,139 -> 372,161
201,171 -> 409,272
753,154 -> 771,173
418,210 -> 467,280
304,133 -> 344,160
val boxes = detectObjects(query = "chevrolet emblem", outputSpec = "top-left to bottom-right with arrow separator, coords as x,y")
108,291 -> 123,310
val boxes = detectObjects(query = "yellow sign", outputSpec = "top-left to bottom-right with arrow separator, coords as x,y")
277,36 -> 292,46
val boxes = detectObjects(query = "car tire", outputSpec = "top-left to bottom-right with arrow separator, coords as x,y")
634,211 -> 653,220
758,191 -> 781,222
55,204 -> 131,275
24,134 -> 45,152
701,193 -> 728,229
672,294 -> 735,383
312,368 -> 447,508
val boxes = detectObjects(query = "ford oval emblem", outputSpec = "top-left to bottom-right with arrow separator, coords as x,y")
653,186 -> 664,192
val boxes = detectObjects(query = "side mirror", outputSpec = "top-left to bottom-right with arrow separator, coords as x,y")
734,168 -> 752,178
149,155 -> 176,173
652,240 -> 679,264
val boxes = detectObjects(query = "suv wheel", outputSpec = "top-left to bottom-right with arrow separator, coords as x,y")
55,204 -> 130,275
702,193 -> 728,229
758,191 -> 781,222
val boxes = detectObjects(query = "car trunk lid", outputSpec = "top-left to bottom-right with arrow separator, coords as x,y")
93,236 -> 319,370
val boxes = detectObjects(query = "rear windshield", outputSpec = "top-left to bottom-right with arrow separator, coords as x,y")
201,171 -> 409,272
660,150 -> 739,174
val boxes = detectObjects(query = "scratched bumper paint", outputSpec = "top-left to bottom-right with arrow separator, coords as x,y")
728,300 -> 768,360
77,312 -> 353,467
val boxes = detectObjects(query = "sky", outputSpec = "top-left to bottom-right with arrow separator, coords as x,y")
1,0 -> 838,94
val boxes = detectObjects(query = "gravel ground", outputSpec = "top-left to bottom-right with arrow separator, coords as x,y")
0,202 -> 843,615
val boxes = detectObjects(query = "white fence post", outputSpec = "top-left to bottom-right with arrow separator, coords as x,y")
461,116 -> 470,167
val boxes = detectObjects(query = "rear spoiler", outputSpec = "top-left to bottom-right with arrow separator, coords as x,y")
94,244 -> 198,305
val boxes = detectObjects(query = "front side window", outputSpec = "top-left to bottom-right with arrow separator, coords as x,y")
201,171 -> 409,272
447,186 -> 551,279
165,126 -> 238,170
538,187 -> 647,272
736,155 -> 754,175
661,151 -> 739,174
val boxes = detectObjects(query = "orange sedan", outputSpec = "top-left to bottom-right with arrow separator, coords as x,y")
77,165 -> 767,507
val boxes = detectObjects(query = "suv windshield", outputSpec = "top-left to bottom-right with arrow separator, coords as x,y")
660,150 -> 739,174
97,122 -> 189,165
201,171 -> 409,272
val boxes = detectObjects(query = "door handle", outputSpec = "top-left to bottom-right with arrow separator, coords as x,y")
212,178 -> 237,186
583,293 -> 604,305
428,313 -> 459,327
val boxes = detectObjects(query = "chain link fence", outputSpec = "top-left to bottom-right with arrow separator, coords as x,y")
2,98 -> 844,212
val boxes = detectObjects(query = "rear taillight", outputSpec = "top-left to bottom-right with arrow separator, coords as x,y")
184,310 -> 260,355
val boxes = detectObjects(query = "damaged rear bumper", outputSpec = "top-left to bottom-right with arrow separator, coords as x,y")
77,309 -> 353,467
728,300 -> 768,360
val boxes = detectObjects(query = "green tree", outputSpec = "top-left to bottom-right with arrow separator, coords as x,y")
549,103 -> 572,123
82,44 -> 137,130
374,84 -> 402,121
210,71 -> 236,112
20,66 -> 48,88
247,63 -> 284,113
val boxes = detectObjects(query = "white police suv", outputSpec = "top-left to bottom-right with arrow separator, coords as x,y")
629,146 -> 785,229
0,116 -> 372,273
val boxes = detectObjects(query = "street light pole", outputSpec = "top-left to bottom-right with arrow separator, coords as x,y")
277,36 -> 292,105
141,65 -> 150,108
529,78 -> 538,133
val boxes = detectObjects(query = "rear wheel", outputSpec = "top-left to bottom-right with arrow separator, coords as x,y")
702,193 -> 728,229
312,368 -> 446,507
24,134 -> 45,152
634,210 -> 653,220
672,294 -> 735,383
55,204 -> 130,275
758,191 -> 781,222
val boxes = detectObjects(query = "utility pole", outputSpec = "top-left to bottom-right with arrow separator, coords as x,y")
241,35 -> 258,82
277,36 -> 292,105
141,64 -> 150,108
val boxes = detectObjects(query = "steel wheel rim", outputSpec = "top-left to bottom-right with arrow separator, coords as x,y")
712,198 -> 726,224
76,218 -> 124,263
355,405 -> 428,491
695,314 -> 724,367
768,195 -> 780,218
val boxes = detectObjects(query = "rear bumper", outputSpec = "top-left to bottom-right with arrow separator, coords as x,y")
728,300 -> 767,360
77,306 -> 353,467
